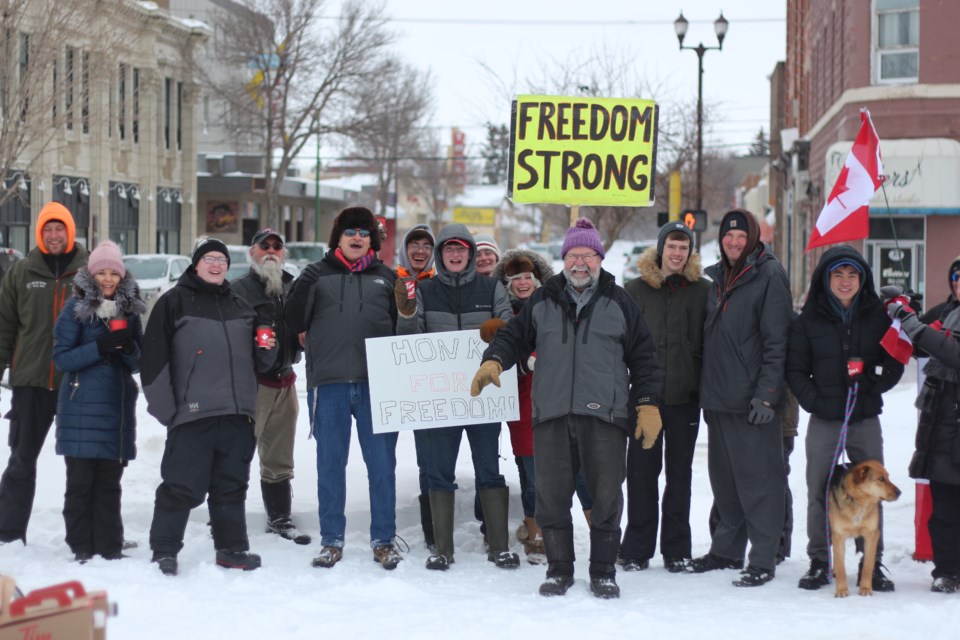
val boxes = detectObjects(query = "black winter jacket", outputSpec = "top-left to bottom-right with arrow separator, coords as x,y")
231,268 -> 301,384
786,246 -> 903,423
141,269 -> 276,428
285,251 -> 396,388
625,247 -> 709,406
700,243 -> 793,413
483,269 -> 660,432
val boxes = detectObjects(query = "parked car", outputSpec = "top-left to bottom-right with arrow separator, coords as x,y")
285,241 -> 328,270
226,244 -> 251,267
620,241 -> 655,284
122,253 -> 191,316
0,247 -> 24,286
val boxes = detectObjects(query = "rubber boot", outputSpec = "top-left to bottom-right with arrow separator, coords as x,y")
589,529 -> 621,598
479,487 -> 520,569
539,527 -> 576,596
426,490 -> 455,570
262,479 -> 311,545
583,509 -> 593,528
523,516 -> 546,564
418,494 -> 436,551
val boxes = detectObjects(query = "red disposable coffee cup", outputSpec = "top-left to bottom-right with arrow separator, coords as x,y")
256,325 -> 275,349
404,280 -> 416,300
847,358 -> 864,378
109,318 -> 128,332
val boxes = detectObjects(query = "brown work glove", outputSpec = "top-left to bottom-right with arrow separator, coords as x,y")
479,318 -> 506,343
394,278 -> 418,318
470,360 -> 503,397
634,404 -> 663,449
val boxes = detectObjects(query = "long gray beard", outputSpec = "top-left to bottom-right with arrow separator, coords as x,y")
252,258 -> 285,297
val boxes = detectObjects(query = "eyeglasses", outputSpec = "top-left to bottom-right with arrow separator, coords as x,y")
201,255 -> 228,265
564,252 -> 600,264
258,241 -> 283,251
408,242 -> 433,252
343,228 -> 371,238
441,244 -> 469,254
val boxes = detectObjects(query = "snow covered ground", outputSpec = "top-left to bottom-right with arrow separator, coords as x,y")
2,255 -> 959,638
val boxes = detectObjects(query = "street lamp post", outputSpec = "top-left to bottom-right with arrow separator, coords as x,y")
674,11 -> 728,252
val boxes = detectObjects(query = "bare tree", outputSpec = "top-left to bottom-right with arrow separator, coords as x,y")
340,57 -> 433,218
0,0 -> 137,205
402,133 -> 457,234
210,0 -> 393,229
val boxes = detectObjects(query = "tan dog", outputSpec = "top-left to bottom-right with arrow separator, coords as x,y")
828,460 -> 901,597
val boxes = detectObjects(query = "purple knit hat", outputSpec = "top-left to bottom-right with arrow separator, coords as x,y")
561,218 -> 605,259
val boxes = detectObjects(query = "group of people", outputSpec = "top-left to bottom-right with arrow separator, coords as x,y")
0,201 -> 958,598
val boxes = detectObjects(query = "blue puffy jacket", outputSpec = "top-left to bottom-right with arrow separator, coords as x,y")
53,270 -> 145,461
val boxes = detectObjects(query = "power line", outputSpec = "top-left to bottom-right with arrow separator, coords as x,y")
319,15 -> 785,27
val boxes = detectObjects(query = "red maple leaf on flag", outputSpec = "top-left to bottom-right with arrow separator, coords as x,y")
826,165 -> 851,207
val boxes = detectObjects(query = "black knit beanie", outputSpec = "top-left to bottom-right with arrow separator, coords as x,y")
192,237 -> 230,268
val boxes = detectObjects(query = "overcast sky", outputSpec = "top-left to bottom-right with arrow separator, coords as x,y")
377,0 -> 786,158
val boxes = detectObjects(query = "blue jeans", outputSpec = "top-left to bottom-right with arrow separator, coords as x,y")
313,382 -> 398,548
422,423 -> 504,493
516,455 -> 536,517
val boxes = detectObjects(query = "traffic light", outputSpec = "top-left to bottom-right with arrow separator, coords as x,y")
682,209 -> 707,232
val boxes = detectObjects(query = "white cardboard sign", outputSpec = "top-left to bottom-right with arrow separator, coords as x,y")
366,330 -> 520,433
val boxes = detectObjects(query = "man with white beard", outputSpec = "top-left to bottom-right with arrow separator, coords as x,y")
231,229 -> 310,545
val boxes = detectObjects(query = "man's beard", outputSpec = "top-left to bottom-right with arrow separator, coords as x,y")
252,257 -> 285,297
564,265 -> 598,290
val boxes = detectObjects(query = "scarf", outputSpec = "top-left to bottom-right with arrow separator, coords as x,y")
334,248 -> 376,273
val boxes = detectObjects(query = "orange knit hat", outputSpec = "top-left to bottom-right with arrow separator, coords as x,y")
35,202 -> 77,254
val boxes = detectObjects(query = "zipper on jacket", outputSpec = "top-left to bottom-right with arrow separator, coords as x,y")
69,373 -> 80,401
455,274 -> 462,330
357,273 -> 364,312
118,357 -> 125,463
217,295 -> 241,416
339,273 -> 347,312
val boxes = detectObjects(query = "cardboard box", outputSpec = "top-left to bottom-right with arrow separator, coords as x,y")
0,577 -> 114,640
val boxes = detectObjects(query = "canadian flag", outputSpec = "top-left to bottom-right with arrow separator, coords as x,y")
880,295 -> 915,365
805,109 -> 884,252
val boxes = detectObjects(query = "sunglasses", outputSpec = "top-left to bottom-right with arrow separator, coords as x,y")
258,241 -> 283,251
343,228 -> 371,239
951,271 -> 960,283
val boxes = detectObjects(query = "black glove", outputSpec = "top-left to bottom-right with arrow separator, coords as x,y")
748,398 -> 775,425
298,263 -> 322,286
97,328 -> 132,356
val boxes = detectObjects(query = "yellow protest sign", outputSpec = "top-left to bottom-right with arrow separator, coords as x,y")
508,95 -> 658,207
452,207 -> 496,226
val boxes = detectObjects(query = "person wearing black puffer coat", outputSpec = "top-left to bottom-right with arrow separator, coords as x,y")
786,245 -> 904,592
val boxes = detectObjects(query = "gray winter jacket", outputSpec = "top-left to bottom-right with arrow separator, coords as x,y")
396,224 -> 512,335
700,243 -> 793,413
141,269 -> 277,429
483,269 -> 660,432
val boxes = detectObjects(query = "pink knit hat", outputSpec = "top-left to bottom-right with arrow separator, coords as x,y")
87,240 -> 125,277
561,218 -> 605,259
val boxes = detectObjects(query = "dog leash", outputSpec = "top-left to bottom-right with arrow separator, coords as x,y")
823,382 -> 858,582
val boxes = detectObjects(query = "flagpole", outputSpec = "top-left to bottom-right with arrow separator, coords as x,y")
878,182 -> 911,292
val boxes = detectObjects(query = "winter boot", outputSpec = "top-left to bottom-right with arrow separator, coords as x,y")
522,517 -> 546,565
216,549 -> 262,571
685,553 -> 744,573
798,559 -> 830,590
587,529 -> 621,598
931,575 -> 960,593
539,527 -> 576,596
478,487 -> 520,569
262,480 -> 311,545
152,552 -> 178,576
311,546 -> 343,568
373,543 -> 403,570
418,494 -> 436,552
583,509 -> 593,528
426,490 -> 455,571
858,557 -> 895,592
732,564 -> 775,587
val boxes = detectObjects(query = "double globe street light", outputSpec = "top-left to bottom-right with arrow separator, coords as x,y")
674,11 -> 729,249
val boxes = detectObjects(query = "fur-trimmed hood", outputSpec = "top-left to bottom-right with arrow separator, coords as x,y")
71,268 -> 147,323
635,246 -> 703,290
491,248 -> 555,302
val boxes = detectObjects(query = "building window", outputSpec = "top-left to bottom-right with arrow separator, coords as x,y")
65,46 -> 74,130
133,68 -> 140,143
176,81 -> 183,151
164,77 -> 172,150
156,187 -> 182,254
81,51 -> 89,134
119,63 -> 127,140
877,0 -> 919,82
109,182 -> 139,254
